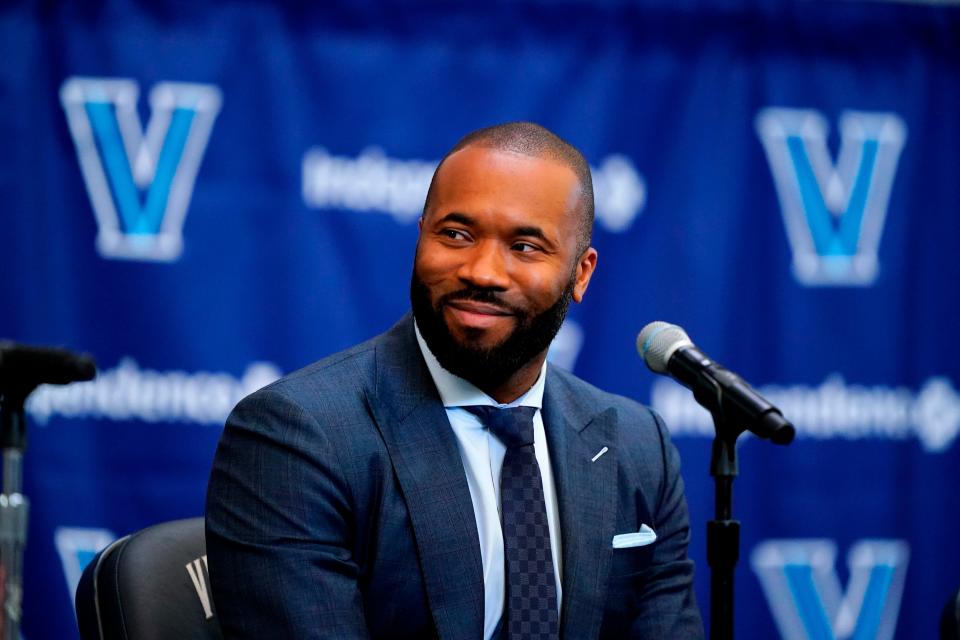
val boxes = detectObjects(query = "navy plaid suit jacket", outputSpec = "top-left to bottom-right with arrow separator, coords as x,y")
205,314 -> 703,638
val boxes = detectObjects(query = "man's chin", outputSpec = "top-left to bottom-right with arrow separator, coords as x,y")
445,326 -> 513,355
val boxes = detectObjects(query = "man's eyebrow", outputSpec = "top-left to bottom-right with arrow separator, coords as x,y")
435,212 -> 474,226
514,226 -> 551,244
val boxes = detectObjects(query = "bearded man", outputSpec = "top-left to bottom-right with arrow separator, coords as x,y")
206,122 -> 703,639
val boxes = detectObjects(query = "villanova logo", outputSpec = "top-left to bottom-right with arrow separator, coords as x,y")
60,77 -> 222,262
756,109 -> 906,286
752,539 -> 909,640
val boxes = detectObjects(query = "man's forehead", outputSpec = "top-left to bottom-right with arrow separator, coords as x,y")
428,162 -> 574,235
430,144 -> 582,207
440,142 -> 577,179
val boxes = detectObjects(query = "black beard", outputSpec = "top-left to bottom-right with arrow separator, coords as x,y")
410,270 -> 575,391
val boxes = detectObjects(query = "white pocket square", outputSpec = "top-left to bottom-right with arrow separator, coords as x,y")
612,524 -> 657,549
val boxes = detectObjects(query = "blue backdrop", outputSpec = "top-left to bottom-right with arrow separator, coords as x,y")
2,1 -> 959,638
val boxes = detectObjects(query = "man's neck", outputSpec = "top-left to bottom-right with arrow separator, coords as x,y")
474,352 -> 548,405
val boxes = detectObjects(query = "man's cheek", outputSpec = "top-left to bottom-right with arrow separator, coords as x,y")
414,264 -> 451,291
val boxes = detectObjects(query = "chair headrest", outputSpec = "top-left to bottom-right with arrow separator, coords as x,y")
77,517 -> 222,640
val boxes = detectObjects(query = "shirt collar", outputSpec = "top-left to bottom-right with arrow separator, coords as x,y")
414,320 -> 546,410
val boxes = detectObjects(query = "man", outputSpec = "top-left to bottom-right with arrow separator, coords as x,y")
206,122 -> 703,638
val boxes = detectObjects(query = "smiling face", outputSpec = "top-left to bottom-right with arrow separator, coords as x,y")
411,144 -> 598,399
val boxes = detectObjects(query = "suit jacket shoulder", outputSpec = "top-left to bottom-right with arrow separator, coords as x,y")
246,329 -> 381,415
229,316 -> 424,455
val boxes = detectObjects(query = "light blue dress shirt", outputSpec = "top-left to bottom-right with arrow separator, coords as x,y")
414,324 -> 563,640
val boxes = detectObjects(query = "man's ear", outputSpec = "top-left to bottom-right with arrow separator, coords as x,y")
572,248 -> 598,303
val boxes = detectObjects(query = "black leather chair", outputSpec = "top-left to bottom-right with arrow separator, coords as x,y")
75,517 -> 222,640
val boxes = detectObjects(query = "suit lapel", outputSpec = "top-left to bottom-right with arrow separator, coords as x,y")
543,371 -> 618,640
366,317 -> 485,640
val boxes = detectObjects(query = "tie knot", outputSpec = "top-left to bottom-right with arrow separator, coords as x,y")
463,405 -> 537,448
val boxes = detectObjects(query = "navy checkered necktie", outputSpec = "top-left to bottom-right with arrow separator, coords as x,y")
464,405 -> 559,640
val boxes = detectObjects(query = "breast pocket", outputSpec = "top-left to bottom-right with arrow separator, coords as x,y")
603,542 -> 656,634
610,542 -> 655,579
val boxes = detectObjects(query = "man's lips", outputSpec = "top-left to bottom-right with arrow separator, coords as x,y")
444,300 -> 514,329
445,300 -> 513,316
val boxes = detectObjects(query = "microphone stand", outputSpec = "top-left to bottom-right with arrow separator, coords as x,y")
707,405 -> 740,640
699,377 -> 793,640
0,344 -> 96,640
0,392 -> 29,640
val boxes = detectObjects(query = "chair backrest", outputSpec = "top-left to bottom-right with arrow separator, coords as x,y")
75,517 -> 222,640
943,587 -> 960,640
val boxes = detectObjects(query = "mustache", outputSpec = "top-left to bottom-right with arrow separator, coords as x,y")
437,287 -> 522,316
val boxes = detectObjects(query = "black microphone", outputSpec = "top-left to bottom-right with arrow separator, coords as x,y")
637,322 -> 794,444
0,342 -> 97,398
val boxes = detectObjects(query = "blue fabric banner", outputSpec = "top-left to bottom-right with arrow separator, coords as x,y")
1,1 -> 959,637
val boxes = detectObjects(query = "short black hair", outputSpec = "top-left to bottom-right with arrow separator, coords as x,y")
423,121 -> 594,256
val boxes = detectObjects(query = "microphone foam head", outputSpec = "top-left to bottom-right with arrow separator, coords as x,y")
636,322 -> 693,373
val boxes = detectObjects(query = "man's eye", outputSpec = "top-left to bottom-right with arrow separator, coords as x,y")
441,229 -> 469,241
512,242 -> 540,253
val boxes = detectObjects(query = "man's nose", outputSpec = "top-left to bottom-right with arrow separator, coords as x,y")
457,240 -> 510,290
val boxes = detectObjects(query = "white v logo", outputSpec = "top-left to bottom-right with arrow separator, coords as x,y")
756,108 -> 906,286
60,77 -> 222,262
751,539 -> 909,640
